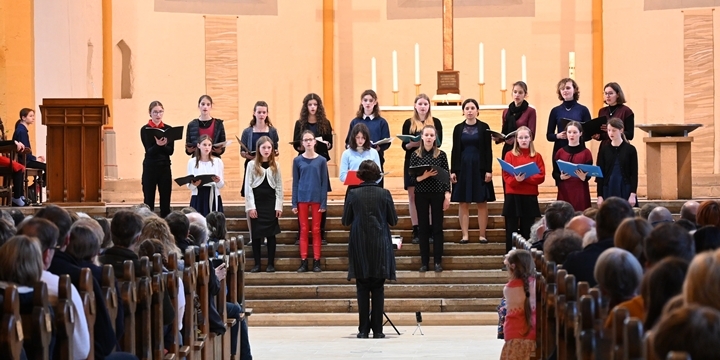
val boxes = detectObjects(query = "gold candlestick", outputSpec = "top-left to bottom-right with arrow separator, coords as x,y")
415,84 -> 421,96
501,89 -> 507,104
393,91 -> 399,106
479,83 -> 485,105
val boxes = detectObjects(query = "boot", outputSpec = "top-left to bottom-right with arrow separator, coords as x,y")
250,264 -> 260,273
313,259 -> 322,272
321,230 -> 328,245
411,225 -> 420,244
297,259 -> 308,273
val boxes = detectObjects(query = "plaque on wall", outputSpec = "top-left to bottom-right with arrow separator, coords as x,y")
437,70 -> 460,95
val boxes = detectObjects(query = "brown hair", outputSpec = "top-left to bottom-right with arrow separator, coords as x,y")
409,94 -> 435,134
556,78 -> 580,101
356,160 -> 382,182
511,126 -> 537,157
565,120 -> 583,133
512,81 -> 528,95
653,304 -> 720,360
139,217 -> 181,261
299,93 -> 332,135
607,117 -> 628,142
194,134 -> 215,168
148,101 -> 164,114
506,249 -> 535,336
697,200 -> 720,228
614,217 -> 652,262
0,235 -> 43,286
414,125 -> 441,159
253,136 -> 278,176
349,123 -> 371,151
250,101 -> 273,127
136,238 -> 168,264
604,82 -> 626,105
66,219 -> 103,261
684,249 -> 720,310
198,95 -> 213,106
355,90 -> 380,118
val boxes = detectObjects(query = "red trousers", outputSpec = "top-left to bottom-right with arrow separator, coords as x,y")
298,202 -> 322,260
0,156 -> 25,172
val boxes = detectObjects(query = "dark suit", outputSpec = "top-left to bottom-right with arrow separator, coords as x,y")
342,183 -> 398,335
562,238 -> 614,288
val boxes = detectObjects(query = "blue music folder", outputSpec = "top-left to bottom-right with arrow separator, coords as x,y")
556,160 -> 604,178
498,158 -> 541,177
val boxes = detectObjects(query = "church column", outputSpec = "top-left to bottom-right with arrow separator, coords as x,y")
592,0 -> 604,114
102,0 -> 118,179
0,0 -> 35,136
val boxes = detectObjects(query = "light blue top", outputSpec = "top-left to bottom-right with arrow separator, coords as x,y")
339,148 -> 381,182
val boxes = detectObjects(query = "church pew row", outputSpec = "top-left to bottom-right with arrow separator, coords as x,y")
511,233 -> 691,360
0,236 -> 247,360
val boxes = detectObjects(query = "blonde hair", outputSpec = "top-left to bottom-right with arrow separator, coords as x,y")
506,249 -> 535,336
414,125 -> 441,158
511,126 -> 537,157
0,235 -> 43,286
409,94 -> 435,134
139,217 -> 181,262
253,136 -> 278,176
684,249 -> 720,310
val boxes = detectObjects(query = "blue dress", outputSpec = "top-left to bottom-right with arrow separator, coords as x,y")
451,123 -> 495,203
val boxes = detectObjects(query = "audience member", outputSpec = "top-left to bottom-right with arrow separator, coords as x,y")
206,211 -> 227,244
614,217 -> 652,263
0,218 -> 16,247
675,218 -> 697,232
543,229 -> 582,265
595,248 -> 643,328
694,225 -> 720,253
697,200 -> 720,228
648,206 -> 674,227
531,201 -> 574,250
189,222 -> 209,245
653,305 -> 720,360
528,217 -> 545,245
680,200 -> 700,224
180,207 -> 197,214
186,211 -> 207,228
641,257 -> 688,329
93,216 -> 113,250
644,223 -> 695,267
582,207 -> 598,220
165,211 -> 193,253
565,215 -> 595,239
582,228 -> 598,248
683,248 -> 720,310
6,208 -> 24,226
563,197 -> 634,287
139,216 -> 183,267
639,203 -> 658,220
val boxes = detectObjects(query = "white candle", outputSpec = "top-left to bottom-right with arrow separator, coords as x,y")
569,51 -> 576,78
500,49 -> 506,91
392,50 -> 398,92
479,43 -> 484,84
414,43 -> 420,85
521,55 -> 527,83
371,57 -> 377,91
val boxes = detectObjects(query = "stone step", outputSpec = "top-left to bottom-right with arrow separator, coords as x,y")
227,215 -> 508,231
243,256 -> 503,272
245,298 -> 502,314
244,270 -> 508,286
243,242 -> 507,258
246,312 -> 500,326
245,284 -> 503,300
231,228 -> 509,244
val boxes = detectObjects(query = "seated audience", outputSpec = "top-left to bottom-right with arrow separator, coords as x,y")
93,215 -> 113,250
165,211 -> 194,253
528,217 -> 545,245
531,201 -> 574,250
582,207 -> 598,221
563,197 -> 634,287
189,222 -> 209,245
582,228 -> 598,248
139,216 -> 183,269
641,257 -> 688,329
644,223 -> 695,267
694,225 -> 720,253
7,208 -> 25,226
565,215 -> 595,239
0,217 -> 16,247
675,218 -> 697,232
206,211 -> 227,244
697,200 -> 720,228
595,248 -> 643,328
186,211 -> 207,228
614,217 -> 652,264
639,203 -> 658,220
680,200 -> 700,224
543,229 -> 582,265
648,206 -> 674,227
683,248 -> 720,310
653,305 -> 720,360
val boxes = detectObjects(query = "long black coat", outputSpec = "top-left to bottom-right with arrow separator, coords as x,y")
342,183 -> 398,281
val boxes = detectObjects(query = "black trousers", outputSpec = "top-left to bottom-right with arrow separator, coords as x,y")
415,192 -> 445,266
252,235 -> 276,266
356,277 -> 385,335
504,216 -> 534,253
142,164 -> 172,218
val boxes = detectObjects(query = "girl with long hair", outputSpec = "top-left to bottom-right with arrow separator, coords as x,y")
186,135 -> 224,216
594,82 -> 634,148
344,90 -> 391,187
140,101 -> 174,217
240,101 -> 279,197
546,78 -> 591,184
596,118 -> 638,207
410,125 -> 451,272
339,123 -> 381,186
553,121 -> 593,211
451,98 -> 495,244
500,249 -> 537,360
245,136 -> 283,273
402,94 -> 443,244
494,81 -> 537,160
502,126 -> 545,253
292,130 -> 329,273
185,95 -> 227,157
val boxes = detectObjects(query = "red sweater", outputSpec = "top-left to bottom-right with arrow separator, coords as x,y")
503,148 -> 545,195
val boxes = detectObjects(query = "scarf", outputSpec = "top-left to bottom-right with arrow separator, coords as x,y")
147,119 -> 164,128
502,100 -> 529,136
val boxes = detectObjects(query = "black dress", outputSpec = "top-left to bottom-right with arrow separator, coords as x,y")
250,162 -> 281,239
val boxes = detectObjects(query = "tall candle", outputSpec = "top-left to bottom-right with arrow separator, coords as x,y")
371,57 -> 377,91
392,50 -> 398,92
479,43 -> 484,84
521,55 -> 527,83
500,49 -> 506,91
569,51 -> 576,78
414,43 -> 420,85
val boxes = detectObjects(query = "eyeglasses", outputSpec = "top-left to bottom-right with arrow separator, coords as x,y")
603,93 -> 615,97
151,110 -> 164,115
302,138 -> 314,142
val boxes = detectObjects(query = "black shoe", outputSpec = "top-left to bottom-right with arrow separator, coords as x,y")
266,265 -> 275,273
373,333 -> 385,339
297,260 -> 308,273
419,265 -> 428,272
322,239 -> 328,245
412,237 -> 420,244
294,238 -> 300,245
250,264 -> 260,273
434,263 -> 443,272
357,333 -> 368,339
321,230 -> 328,245
459,239 -> 469,244
313,260 -> 322,272
411,225 -> 419,244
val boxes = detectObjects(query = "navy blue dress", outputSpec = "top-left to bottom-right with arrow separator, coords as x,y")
603,158 -> 631,201
451,123 -> 494,203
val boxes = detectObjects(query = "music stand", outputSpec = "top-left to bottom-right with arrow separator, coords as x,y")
412,311 -> 424,335
383,312 -> 401,335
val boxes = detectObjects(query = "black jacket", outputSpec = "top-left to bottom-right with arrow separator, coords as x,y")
450,120 -> 493,175
596,141 -> 638,197
562,238 -> 614,288
293,119 -> 333,161
140,124 -> 174,166
185,118 -> 227,156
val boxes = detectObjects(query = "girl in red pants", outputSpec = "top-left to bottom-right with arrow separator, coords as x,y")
292,130 -> 328,272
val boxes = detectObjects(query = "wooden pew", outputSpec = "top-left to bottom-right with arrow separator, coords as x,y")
197,244 -> 216,360
120,261 -> 137,355
54,275 -> 75,360
665,352 -> 691,360
218,240 -> 234,359
531,249 -> 543,360
624,318 -> 644,360
577,295 -> 596,360
135,257 -> 152,360
556,269 -> 569,360
0,285 -> 23,360
150,254 -> 168,360
564,275 -> 578,360
543,262 -> 558,360
101,264 -> 119,335
78,268 -> 97,360
610,307 -> 629,360
22,281 -> 52,360
166,252 -> 181,360
182,247 -> 204,360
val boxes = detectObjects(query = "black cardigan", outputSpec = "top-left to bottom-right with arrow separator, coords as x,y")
450,120 -> 493,175
292,119 -> 334,161
140,123 -> 175,166
595,141 -> 638,196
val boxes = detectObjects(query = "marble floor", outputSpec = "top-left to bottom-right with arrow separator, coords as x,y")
249,325 -> 503,359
